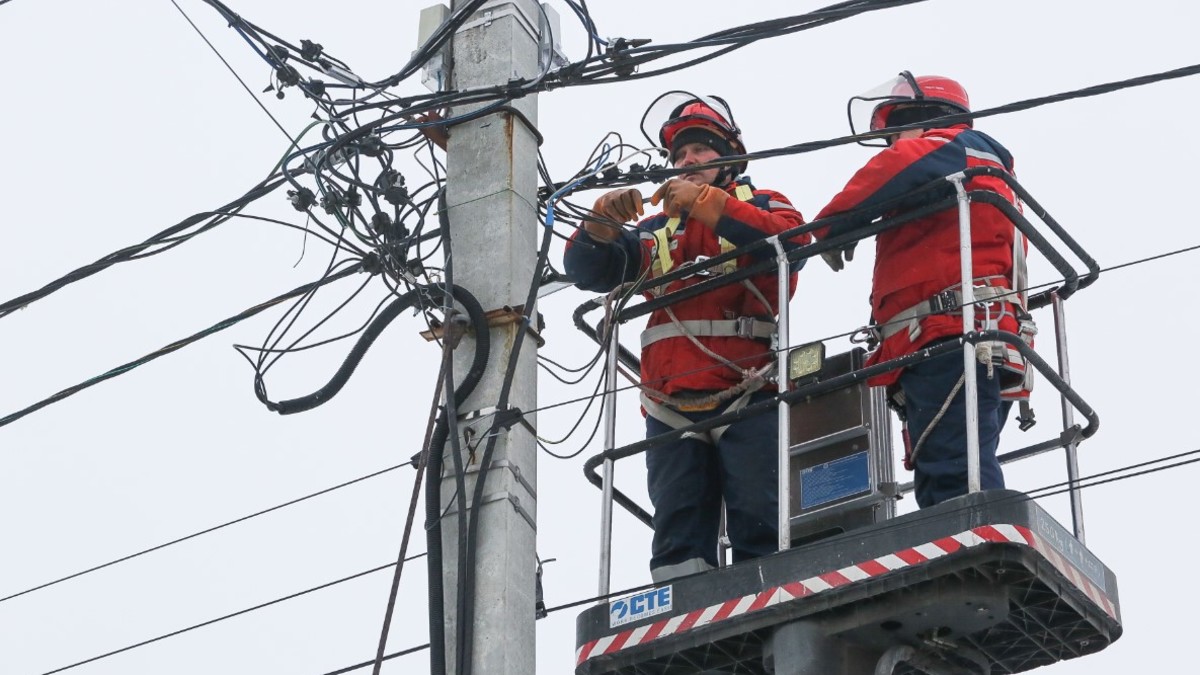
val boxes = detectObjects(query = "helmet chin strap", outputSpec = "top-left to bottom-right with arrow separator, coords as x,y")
713,165 -> 737,187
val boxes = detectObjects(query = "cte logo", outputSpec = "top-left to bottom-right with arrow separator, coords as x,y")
609,586 -> 673,627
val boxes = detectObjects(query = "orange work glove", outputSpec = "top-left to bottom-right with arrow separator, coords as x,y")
584,188 -> 644,242
651,180 -> 728,228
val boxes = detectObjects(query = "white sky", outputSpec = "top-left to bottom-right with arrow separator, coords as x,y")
2,1 -> 1198,674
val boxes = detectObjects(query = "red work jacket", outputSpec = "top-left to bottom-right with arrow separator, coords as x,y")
565,178 -> 808,395
814,126 -> 1022,388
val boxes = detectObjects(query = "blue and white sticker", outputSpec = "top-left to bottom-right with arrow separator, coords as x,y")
609,585 -> 673,628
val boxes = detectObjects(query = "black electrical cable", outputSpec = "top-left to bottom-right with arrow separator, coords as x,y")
38,554 -> 426,675
615,62 -> 1200,181
504,236 -> 1200,443
436,227 -> 475,675
370,0 -> 489,88
322,643 -> 431,675
550,0 -> 930,87
0,176 -> 291,320
237,158 -> 447,398
422,190 -> 472,675
184,0 -> 935,141
457,222 -> 555,675
263,282 -> 484,414
370,331 -> 457,675
541,446 -> 1200,617
41,444 -> 1200,674
533,368 -> 607,460
375,196 -> 489,675
208,211 -> 363,253
249,255 -> 376,405
233,292 -> 393,366
170,0 -> 295,143
0,262 -> 363,429
197,0 -> 347,114
0,459 -> 413,605
424,413 -> 452,675
550,57 -> 1200,203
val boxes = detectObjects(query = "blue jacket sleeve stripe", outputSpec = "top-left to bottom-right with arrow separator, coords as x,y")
826,140 -> 966,239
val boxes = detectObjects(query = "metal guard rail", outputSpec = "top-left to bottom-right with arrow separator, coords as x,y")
582,331 -> 1099,529
575,168 -> 1099,529
612,166 -> 1100,323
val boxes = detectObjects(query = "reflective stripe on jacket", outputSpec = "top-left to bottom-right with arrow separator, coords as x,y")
813,126 -> 1024,389
564,177 -> 808,395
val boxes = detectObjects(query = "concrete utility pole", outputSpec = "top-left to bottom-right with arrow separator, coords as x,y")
441,1 -> 541,674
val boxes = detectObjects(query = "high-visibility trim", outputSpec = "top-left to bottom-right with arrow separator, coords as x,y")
575,523 -> 1117,666
652,218 -> 682,277
965,147 -> 1005,165
641,318 -> 776,349
649,184 -> 757,279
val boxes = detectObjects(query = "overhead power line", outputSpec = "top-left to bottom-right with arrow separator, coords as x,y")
322,643 -> 431,675
37,442 -> 1200,673
39,554 -> 427,675
0,178 -> 293,320
516,237 -> 1200,445
0,262 -> 364,429
0,459 -> 414,605
169,0 -> 295,142
6,2 -> 1199,674
540,446 -> 1200,616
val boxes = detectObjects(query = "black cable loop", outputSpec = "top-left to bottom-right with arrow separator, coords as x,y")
263,283 -> 485,414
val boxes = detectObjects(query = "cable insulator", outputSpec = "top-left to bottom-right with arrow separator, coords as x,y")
287,187 -> 316,212
299,39 -> 324,62
277,64 -> 300,87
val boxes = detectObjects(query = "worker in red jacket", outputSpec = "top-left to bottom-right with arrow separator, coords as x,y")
814,73 -> 1034,508
563,94 -> 809,581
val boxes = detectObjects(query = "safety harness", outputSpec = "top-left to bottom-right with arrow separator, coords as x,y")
647,183 -> 756,281
634,182 -> 784,442
885,231 -> 1039,470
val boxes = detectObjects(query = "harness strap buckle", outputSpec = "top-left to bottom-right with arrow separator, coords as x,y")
850,325 -> 880,350
684,255 -> 716,278
736,316 -> 757,339
929,289 -> 960,314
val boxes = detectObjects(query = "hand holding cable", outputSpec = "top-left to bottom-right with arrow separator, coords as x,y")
583,188 -> 644,242
651,179 -> 727,228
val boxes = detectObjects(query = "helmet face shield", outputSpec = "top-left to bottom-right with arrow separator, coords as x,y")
642,92 -> 743,154
846,72 -> 922,147
846,71 -> 971,146
640,91 -> 748,177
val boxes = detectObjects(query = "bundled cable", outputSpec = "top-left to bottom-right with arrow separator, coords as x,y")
262,284 -> 487,414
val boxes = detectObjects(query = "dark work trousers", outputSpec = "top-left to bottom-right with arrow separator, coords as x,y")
644,391 -> 779,579
900,347 -> 1011,508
